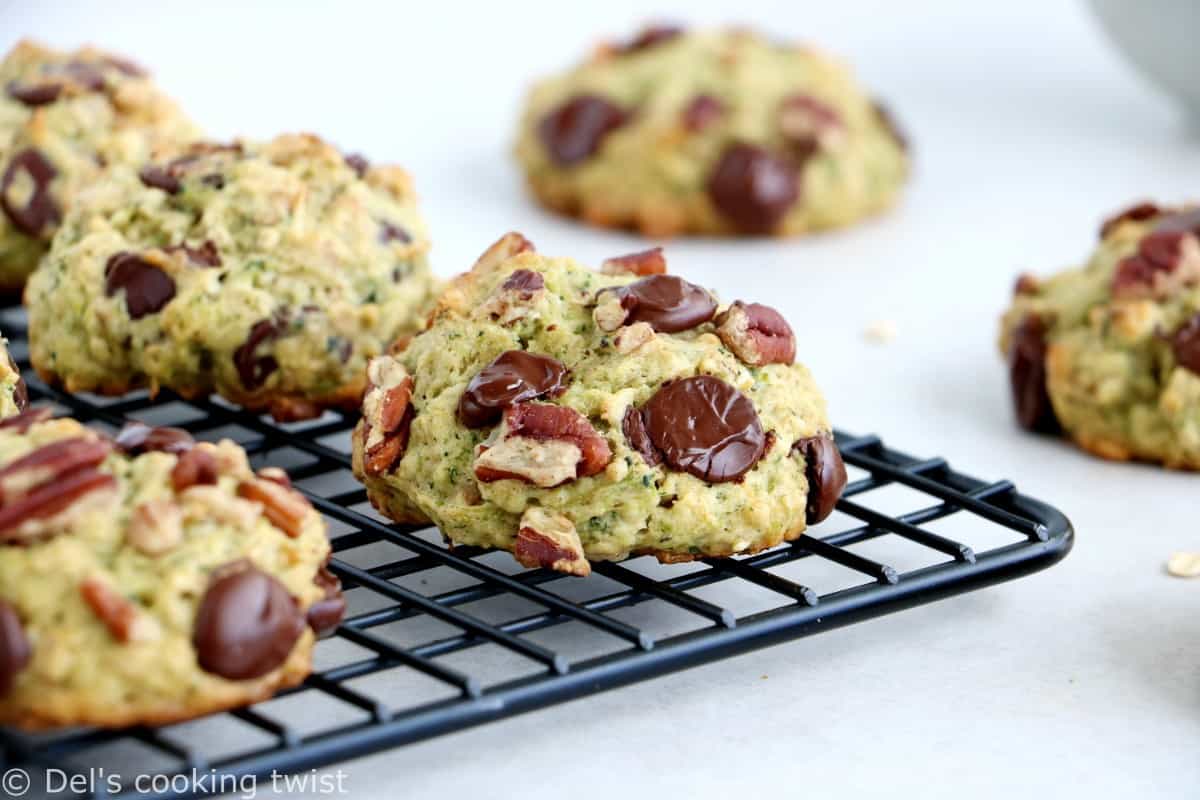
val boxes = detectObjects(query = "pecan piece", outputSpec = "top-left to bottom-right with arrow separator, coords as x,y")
127,498 -> 184,555
0,437 -> 111,501
474,403 -> 611,487
194,562 -> 304,680
80,577 -> 160,643
715,301 -> 796,366
113,421 -> 194,455
0,600 -> 31,695
360,357 -> 415,476
171,446 -> 220,492
613,321 -> 655,354
0,468 -> 116,543
514,507 -> 590,577
104,252 -> 177,319
237,475 -> 312,538
1110,229 -> 1200,300
0,407 -> 52,433
601,247 -> 667,277
1099,202 -> 1161,240
476,269 -> 546,325
472,231 -> 536,272
778,94 -> 845,159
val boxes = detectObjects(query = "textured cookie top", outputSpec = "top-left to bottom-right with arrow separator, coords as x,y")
0,39 -> 198,286
25,133 -> 435,420
352,234 -> 846,573
1000,204 -> 1200,467
0,336 -> 28,418
514,25 -> 908,236
0,414 -> 340,729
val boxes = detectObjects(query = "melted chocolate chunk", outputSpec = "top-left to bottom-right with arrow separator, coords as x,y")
603,274 -> 716,333
193,563 -> 305,681
164,240 -> 221,267
307,564 -> 346,637
1171,313 -> 1200,376
639,376 -> 766,483
706,143 -> 799,234
501,269 -> 544,294
791,435 -> 847,524
538,94 -> 628,166
104,252 -> 176,319
6,80 -> 63,106
1,148 -> 61,237
457,351 -> 569,428
113,421 -> 194,455
622,405 -> 660,466
234,317 -> 284,391
0,600 -> 31,696
1008,315 -> 1059,434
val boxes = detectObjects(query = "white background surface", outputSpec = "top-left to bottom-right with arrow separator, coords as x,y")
3,1 -> 1199,797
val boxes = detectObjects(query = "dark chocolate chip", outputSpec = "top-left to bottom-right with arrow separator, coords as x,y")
0,600 -> 31,696
682,94 -> 724,132
622,405 -> 660,466
1,148 -> 61,238
5,80 -> 63,106
1111,230 -> 1188,297
872,99 -> 909,152
104,252 -> 176,319
200,172 -> 225,189
344,153 -> 369,178
193,563 -> 305,681
1171,313 -> 1200,376
791,435 -> 847,524
6,353 -> 27,411
706,143 -> 799,234
603,274 -> 717,333
622,25 -> 684,53
138,164 -> 181,194
538,94 -> 628,166
1099,202 -> 1162,239
379,222 -> 411,244
501,269 -> 544,295
234,318 -> 283,391
113,421 -> 194,455
307,564 -> 346,637
1007,315 -> 1060,434
458,350 -> 569,428
164,240 -> 221,267
639,376 -> 766,483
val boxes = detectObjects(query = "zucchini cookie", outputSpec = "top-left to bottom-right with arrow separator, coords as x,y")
999,203 -> 1200,468
0,39 -> 198,289
24,133 -> 435,420
0,336 -> 28,417
351,234 -> 847,576
514,25 -> 909,237
0,415 -> 344,729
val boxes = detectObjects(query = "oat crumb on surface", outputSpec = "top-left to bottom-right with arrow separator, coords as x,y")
863,319 -> 897,344
1165,551 -> 1200,578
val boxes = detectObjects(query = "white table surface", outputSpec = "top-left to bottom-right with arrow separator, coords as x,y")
3,1 -> 1198,797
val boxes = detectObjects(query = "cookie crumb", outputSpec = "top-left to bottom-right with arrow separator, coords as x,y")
863,319 -> 897,344
1166,551 -> 1200,578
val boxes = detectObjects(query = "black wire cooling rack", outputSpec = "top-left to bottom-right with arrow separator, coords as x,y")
0,306 -> 1073,800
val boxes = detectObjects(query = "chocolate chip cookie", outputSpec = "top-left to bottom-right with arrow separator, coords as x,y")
999,203 -> 1200,468
514,25 -> 909,237
0,415 -> 343,729
0,40 -> 199,290
24,133 -> 435,420
351,234 -> 846,576
0,336 -> 28,418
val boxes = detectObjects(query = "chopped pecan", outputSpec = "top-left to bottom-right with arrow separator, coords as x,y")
127,498 -> 184,556
474,403 -> 611,487
1013,273 -> 1041,296
472,232 -> 536,272
360,357 -> 415,476
778,94 -> 844,158
0,468 -> 116,543
237,477 -> 312,538
0,599 -> 31,695
601,247 -> 667,277
113,421 -> 194,455
0,407 -> 52,433
613,321 -> 655,354
715,301 -> 796,366
1111,230 -> 1200,300
80,577 -> 160,643
0,437 -> 111,502
476,269 -> 546,325
593,289 -> 629,332
258,466 -> 292,488
171,446 -> 219,492
179,485 -> 260,529
1099,202 -> 1161,240
514,507 -> 590,577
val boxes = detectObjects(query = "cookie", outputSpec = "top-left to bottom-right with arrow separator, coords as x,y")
351,233 -> 847,576
514,25 -> 909,237
0,40 -> 199,290
999,203 -> 1200,468
25,133 -> 436,420
0,415 -> 344,729
0,336 -> 28,418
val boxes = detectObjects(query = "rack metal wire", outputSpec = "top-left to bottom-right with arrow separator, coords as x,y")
0,306 -> 1073,799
